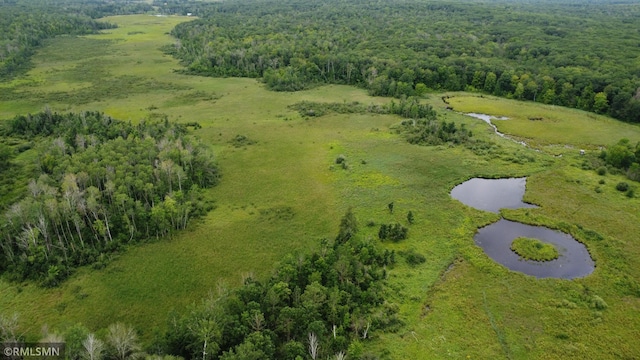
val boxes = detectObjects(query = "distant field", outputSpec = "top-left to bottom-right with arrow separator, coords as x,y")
0,15 -> 639,359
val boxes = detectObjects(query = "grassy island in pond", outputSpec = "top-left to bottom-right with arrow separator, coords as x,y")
511,237 -> 560,262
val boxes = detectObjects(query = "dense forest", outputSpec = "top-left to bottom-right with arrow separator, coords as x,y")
164,0 -> 640,123
0,111 -> 218,285
0,0 -> 153,79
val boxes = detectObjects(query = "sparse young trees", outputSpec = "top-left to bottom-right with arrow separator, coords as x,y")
378,223 -> 408,242
407,211 -> 414,225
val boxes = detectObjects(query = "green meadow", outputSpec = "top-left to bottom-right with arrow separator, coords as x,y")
1,15 -> 639,359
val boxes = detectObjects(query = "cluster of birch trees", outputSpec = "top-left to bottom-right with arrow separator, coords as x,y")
0,111 -> 218,285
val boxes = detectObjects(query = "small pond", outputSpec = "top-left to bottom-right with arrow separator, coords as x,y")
474,219 -> 595,279
451,177 -> 538,213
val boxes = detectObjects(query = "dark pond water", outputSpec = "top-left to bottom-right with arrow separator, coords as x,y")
474,219 -> 595,279
450,177 -> 538,213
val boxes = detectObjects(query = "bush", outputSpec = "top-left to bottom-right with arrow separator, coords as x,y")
0,143 -> 11,170
616,182 -> 630,192
628,163 -> 640,182
598,179 -> 606,184
400,249 -> 426,266
591,295 -> 608,310
597,166 -> 607,175
626,189 -> 635,198
378,223 -> 408,242
335,154 -> 346,164
230,134 -> 256,147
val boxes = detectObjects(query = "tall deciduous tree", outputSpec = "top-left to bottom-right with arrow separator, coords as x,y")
106,323 -> 140,360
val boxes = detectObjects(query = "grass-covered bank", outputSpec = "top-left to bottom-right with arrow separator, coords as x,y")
0,14 -> 639,359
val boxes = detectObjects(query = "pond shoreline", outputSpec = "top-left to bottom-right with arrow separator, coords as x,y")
451,177 -> 595,279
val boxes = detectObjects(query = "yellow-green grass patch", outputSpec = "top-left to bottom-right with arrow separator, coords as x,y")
447,93 -> 640,149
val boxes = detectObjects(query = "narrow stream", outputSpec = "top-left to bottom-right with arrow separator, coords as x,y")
465,113 -> 528,147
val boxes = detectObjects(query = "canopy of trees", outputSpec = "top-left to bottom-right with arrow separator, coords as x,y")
0,111 -> 219,286
165,0 -> 640,122
600,139 -> 640,182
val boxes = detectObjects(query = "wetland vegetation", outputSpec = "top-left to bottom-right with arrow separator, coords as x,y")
510,237 -> 559,262
1,0 -> 640,359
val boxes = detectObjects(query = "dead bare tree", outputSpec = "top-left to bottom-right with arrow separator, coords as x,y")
83,333 -> 104,360
362,322 -> 371,339
0,312 -> 21,342
308,332 -> 319,360
106,323 -> 139,360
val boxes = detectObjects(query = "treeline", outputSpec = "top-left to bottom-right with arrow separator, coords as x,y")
289,97 -> 436,120
0,111 -> 219,285
164,209 -> 400,360
166,0 -> 640,122
152,0 -> 211,17
0,0 -> 153,80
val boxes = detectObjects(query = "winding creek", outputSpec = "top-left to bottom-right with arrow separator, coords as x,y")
451,177 -> 595,279
465,113 -> 528,147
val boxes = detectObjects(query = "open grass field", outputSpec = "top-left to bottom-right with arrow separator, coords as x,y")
1,15 -> 639,359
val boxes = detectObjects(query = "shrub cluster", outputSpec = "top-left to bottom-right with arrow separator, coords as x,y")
378,223 -> 408,242
600,138 -> 640,183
